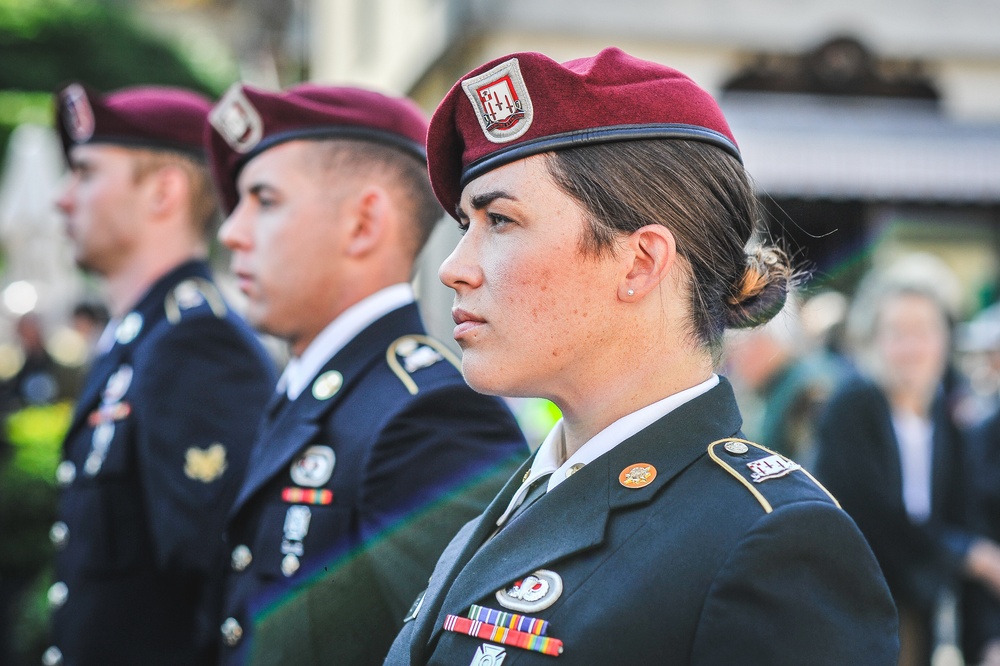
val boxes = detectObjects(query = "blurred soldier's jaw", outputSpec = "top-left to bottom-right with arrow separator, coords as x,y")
57,144 -> 143,278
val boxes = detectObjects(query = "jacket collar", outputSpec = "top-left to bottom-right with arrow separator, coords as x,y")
412,378 -> 743,657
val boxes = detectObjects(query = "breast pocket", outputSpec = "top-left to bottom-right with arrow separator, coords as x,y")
252,502 -> 353,582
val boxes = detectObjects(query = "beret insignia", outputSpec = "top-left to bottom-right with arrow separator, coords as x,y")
461,58 -> 534,144
210,84 -> 264,153
60,83 -> 95,143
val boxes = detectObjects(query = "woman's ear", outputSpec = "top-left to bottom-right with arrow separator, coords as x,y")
619,224 -> 677,301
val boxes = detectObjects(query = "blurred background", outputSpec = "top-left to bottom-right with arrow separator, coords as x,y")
1,0 -> 999,664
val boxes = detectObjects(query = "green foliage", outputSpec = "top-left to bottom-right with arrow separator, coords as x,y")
0,0 -> 220,94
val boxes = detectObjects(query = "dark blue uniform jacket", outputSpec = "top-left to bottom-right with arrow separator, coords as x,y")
219,302 -> 528,665
385,378 -> 899,665
51,260 -> 277,666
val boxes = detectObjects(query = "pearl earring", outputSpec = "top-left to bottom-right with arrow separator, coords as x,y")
627,289 -> 634,296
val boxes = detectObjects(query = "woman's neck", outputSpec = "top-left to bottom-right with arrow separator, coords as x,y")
556,352 -> 713,458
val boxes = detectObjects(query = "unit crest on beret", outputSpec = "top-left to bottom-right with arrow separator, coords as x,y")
707,438 -> 840,513
386,335 -> 461,395
164,278 -> 228,324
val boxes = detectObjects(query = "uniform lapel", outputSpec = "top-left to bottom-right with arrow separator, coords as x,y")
227,303 -> 427,520
422,378 -> 744,648
408,455 -> 532,664
63,261 -> 210,445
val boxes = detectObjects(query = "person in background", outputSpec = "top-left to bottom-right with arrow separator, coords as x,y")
385,47 -> 898,665
814,254 -> 1000,666
49,82 -> 276,666
725,292 -> 851,466
206,82 -> 528,664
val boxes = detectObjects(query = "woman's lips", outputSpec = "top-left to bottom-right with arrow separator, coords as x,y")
452,308 -> 486,339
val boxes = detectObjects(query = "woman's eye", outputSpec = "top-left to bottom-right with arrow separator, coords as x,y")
487,212 -> 513,227
455,220 -> 470,235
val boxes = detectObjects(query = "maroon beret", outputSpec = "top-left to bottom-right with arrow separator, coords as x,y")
55,82 -> 211,158
427,47 -> 742,217
206,83 -> 429,213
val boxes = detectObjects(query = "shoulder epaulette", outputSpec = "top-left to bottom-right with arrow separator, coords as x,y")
164,278 -> 227,324
707,437 -> 839,514
386,335 -> 461,395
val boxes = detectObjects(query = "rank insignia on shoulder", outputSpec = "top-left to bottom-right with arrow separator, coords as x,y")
165,278 -> 227,324
747,454 -> 801,483
184,443 -> 228,482
707,438 -> 840,513
386,335 -> 462,395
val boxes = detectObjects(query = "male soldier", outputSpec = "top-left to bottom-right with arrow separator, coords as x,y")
206,84 -> 528,664
48,83 -> 276,666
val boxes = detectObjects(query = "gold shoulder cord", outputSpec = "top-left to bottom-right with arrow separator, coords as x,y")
165,278 -> 228,324
706,437 -> 841,514
386,335 -> 462,395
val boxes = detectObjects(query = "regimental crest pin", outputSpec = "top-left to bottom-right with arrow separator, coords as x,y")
496,569 -> 563,613
210,84 -> 264,153
469,643 -> 506,666
747,454 -> 801,483
184,443 -> 228,482
619,463 -> 657,488
290,445 -> 336,487
61,83 -> 95,143
461,58 -> 533,144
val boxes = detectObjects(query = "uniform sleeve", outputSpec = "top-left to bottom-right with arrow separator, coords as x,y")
691,501 -> 899,665
132,316 -> 274,573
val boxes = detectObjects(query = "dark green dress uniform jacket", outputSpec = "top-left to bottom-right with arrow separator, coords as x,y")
385,377 -> 900,665
51,260 -> 277,666
218,303 -> 528,665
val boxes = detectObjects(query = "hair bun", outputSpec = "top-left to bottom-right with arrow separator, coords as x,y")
725,246 -> 793,329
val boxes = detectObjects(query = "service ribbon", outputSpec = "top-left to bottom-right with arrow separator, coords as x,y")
443,614 -> 563,657
467,604 -> 550,636
281,487 -> 334,505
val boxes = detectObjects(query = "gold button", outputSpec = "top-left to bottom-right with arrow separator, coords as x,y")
47,582 -> 68,610
49,522 -> 69,549
221,617 -> 243,647
56,461 -> 76,487
724,441 -> 749,455
565,463 -> 585,478
231,545 -> 252,572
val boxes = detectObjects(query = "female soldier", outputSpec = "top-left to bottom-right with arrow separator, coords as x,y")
385,48 -> 898,665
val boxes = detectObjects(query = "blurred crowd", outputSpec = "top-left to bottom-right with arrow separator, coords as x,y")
727,252 -> 1000,666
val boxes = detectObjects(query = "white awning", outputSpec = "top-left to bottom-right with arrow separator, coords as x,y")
720,93 -> 1000,203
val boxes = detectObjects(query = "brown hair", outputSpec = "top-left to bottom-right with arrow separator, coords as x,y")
309,139 -> 443,263
131,149 -> 220,238
545,139 -> 794,360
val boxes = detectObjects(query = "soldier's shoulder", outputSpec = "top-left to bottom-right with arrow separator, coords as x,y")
383,334 -> 464,396
706,438 -> 840,514
162,277 -> 229,326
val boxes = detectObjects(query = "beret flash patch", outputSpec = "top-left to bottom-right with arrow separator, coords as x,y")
461,58 -> 533,144
210,84 -> 264,153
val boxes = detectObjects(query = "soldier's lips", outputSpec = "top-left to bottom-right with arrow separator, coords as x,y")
452,308 -> 486,340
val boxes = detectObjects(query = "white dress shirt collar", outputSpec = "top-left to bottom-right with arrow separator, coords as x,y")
495,374 -> 720,526
278,283 -> 414,400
